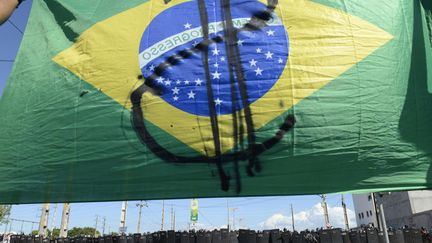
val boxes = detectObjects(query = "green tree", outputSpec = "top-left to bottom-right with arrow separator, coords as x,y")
0,205 -> 11,223
67,227 -> 100,237
49,228 -> 61,238
30,228 -> 60,238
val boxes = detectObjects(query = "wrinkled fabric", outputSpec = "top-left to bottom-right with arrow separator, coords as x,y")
0,0 -> 432,203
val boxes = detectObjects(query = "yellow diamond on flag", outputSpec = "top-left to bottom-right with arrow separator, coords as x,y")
53,0 -> 393,156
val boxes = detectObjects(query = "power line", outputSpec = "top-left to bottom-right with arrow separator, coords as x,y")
144,197 -> 288,209
0,60 -> 14,62
9,218 -> 38,224
7,19 -> 23,34
124,195 -> 342,210
330,199 -> 342,208
197,210 -> 215,228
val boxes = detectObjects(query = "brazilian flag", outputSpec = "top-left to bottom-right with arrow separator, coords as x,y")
0,0 -> 431,203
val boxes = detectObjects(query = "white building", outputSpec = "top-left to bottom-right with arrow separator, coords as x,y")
352,193 -> 378,227
353,191 -> 432,228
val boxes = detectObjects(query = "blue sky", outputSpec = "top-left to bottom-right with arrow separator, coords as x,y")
0,0 -> 32,96
0,1 -> 357,235
7,196 -> 356,234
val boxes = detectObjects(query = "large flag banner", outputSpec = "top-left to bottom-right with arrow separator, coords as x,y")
190,199 -> 198,224
0,0 -> 431,203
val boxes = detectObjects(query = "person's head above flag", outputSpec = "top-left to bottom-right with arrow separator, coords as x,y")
0,0 -> 24,25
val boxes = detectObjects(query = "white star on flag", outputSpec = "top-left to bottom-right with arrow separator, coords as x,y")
266,29 -> 275,36
265,51 -> 274,59
188,91 -> 196,99
212,48 -> 220,56
255,67 -> 263,76
214,98 -> 223,106
149,65 -> 155,71
212,71 -> 221,79
153,25 -> 287,111
184,22 -> 192,29
195,78 -> 203,86
172,87 -> 180,95
156,77 -> 164,83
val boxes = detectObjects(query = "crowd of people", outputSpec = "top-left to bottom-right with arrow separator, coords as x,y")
0,226 -> 428,243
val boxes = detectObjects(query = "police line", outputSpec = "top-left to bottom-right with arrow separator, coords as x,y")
7,228 -> 426,243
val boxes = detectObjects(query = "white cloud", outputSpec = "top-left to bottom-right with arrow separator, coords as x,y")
259,203 -> 357,230
260,213 -> 292,229
189,223 -> 231,231
192,223 -> 215,230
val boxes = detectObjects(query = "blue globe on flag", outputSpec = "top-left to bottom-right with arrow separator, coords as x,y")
138,0 -> 289,116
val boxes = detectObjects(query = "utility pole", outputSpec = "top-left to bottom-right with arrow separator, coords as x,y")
379,203 -> 390,243
3,207 -> 11,235
102,217 -> 106,236
136,201 -> 147,234
375,193 -> 390,243
19,220 -> 24,234
341,195 -> 350,230
120,201 -> 128,234
320,195 -> 330,228
8,220 -> 12,233
50,204 -> 58,238
291,204 -> 295,232
231,208 -> 238,230
170,205 -> 174,231
59,203 -> 71,238
173,211 -> 176,231
94,215 -> 99,237
161,200 -> 165,231
227,199 -> 230,231
38,203 -> 50,237
371,193 -> 381,230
